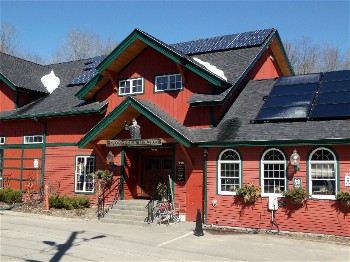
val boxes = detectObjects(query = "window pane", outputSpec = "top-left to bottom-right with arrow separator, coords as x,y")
312,180 -> 335,195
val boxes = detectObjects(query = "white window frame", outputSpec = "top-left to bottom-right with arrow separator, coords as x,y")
75,156 -> 95,193
309,147 -> 337,200
0,137 -> 5,144
218,149 -> 241,195
118,77 -> 144,95
155,74 -> 182,92
24,135 -> 43,144
261,148 -> 287,197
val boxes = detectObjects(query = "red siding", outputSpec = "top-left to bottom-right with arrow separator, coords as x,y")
45,114 -> 104,143
249,48 -> 283,80
0,81 -> 16,111
206,145 -> 350,236
96,48 -> 212,128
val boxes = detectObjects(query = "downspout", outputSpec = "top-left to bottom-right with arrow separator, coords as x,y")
33,116 -> 46,194
203,148 -> 208,224
120,147 -> 125,200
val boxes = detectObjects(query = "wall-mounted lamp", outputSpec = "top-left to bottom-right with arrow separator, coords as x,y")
106,151 -> 117,167
204,148 -> 208,159
290,149 -> 300,171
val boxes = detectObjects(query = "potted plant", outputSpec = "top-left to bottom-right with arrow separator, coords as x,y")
336,191 -> 350,207
235,183 -> 261,204
283,187 -> 310,206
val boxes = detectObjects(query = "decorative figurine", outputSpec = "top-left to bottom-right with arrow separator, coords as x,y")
125,118 -> 141,139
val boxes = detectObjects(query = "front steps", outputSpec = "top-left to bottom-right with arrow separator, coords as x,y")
100,199 -> 150,226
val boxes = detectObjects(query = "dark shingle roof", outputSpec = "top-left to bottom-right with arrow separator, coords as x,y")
0,58 -> 107,119
192,78 -> 350,144
0,52 -> 50,93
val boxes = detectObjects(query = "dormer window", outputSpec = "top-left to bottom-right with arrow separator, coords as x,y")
155,74 -> 182,92
118,77 -> 144,96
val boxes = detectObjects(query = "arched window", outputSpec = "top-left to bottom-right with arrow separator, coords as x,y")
309,147 -> 337,199
261,148 -> 287,196
218,149 -> 241,195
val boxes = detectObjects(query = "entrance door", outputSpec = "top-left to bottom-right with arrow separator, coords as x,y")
142,157 -> 173,198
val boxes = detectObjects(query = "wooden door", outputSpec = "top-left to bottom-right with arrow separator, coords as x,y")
186,171 -> 204,221
142,157 -> 172,198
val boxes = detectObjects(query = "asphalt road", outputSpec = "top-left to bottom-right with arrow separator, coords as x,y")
0,211 -> 349,261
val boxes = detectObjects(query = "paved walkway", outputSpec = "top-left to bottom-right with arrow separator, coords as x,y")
1,211 -> 349,261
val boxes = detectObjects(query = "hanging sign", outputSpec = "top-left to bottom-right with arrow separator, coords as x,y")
345,174 -> 350,187
293,177 -> 302,188
107,138 -> 162,147
176,166 -> 185,182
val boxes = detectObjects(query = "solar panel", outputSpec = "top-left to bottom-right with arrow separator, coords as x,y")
318,79 -> 350,92
269,83 -> 319,96
257,105 -> 311,121
275,73 -> 320,86
309,76 -> 350,119
322,70 -> 350,82
311,103 -> 350,118
69,55 -> 106,86
255,82 -> 318,122
170,29 -> 273,55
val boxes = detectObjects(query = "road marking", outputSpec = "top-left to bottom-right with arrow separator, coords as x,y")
157,231 -> 193,247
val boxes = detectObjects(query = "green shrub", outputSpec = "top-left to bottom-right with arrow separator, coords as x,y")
235,183 -> 261,204
283,187 -> 310,205
337,191 -> 350,207
0,188 -> 23,204
49,194 -> 90,209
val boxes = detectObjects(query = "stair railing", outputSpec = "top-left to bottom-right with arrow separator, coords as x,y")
97,177 -> 123,219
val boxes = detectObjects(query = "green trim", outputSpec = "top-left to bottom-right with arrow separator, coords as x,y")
77,29 -> 227,100
120,148 -> 125,199
0,144 -> 44,149
46,142 -> 77,147
0,106 -> 106,121
20,148 -> 24,190
0,72 -> 16,91
77,97 -> 192,148
274,31 -> 295,75
77,99 -> 130,148
196,138 -> 350,147
204,147 -> 208,224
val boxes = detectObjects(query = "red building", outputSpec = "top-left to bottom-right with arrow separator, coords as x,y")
0,28 -> 349,236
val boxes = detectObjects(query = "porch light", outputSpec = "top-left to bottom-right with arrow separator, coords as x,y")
290,149 -> 300,171
106,151 -> 116,167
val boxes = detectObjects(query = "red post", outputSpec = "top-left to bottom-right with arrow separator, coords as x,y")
45,184 -> 49,210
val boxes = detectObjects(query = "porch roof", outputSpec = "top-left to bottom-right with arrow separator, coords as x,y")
77,96 -> 195,148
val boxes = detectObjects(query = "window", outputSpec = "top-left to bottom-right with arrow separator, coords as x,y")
0,137 -> 5,144
75,156 -> 95,193
24,135 -> 43,144
261,148 -> 286,196
309,148 -> 337,199
119,78 -> 144,95
155,74 -> 182,92
218,149 -> 241,195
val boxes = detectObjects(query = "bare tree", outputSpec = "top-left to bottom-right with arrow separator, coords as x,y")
52,28 -> 118,63
0,22 -> 18,55
284,37 -> 349,74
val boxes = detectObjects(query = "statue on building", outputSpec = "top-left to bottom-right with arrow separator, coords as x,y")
125,118 -> 141,139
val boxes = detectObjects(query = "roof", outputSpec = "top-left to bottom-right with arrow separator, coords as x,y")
192,74 -> 350,146
0,58 -> 108,120
77,96 -> 194,148
76,28 -> 292,104
0,52 -> 49,94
